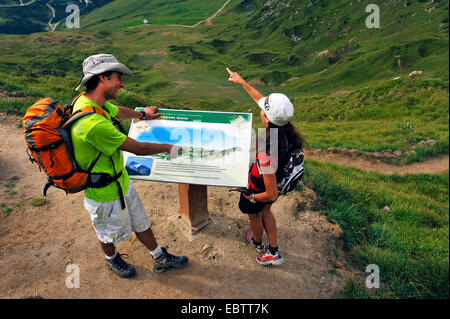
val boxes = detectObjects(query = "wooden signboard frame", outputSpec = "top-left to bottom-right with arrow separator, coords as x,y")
178,184 -> 210,233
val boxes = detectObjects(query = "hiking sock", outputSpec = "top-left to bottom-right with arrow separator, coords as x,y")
268,245 -> 278,255
105,250 -> 118,260
253,240 -> 262,247
150,245 -> 162,259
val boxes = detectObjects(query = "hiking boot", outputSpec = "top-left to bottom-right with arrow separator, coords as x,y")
105,253 -> 136,278
256,249 -> 284,266
245,228 -> 266,253
153,247 -> 188,273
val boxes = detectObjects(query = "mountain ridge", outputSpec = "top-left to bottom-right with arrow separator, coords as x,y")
0,0 -> 113,34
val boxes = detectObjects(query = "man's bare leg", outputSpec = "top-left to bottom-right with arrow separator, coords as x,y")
100,227 -> 159,257
135,227 -> 158,252
100,241 -> 116,257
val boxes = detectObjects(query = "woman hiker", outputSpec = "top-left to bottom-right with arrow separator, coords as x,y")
226,67 -> 304,266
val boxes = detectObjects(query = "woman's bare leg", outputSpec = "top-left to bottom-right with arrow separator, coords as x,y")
248,213 -> 264,243
261,204 -> 277,248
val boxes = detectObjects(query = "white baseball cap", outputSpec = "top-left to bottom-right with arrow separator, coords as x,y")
257,93 -> 294,126
75,54 -> 133,90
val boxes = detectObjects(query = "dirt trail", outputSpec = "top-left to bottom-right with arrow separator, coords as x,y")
152,0 -> 231,28
306,148 -> 449,175
1,113 -> 447,298
0,115 -> 360,299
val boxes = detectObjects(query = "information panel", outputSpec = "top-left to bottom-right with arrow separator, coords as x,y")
123,108 -> 253,187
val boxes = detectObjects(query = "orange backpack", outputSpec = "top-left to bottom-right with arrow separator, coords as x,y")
23,93 -> 123,198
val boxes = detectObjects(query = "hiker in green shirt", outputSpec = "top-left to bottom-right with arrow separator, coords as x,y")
72,54 -> 188,278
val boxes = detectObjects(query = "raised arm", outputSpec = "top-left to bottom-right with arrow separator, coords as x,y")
226,68 -> 264,104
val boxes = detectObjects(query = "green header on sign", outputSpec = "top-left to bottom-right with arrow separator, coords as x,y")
135,108 -> 251,124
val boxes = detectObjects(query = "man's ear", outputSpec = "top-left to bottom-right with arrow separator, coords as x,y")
98,74 -> 107,83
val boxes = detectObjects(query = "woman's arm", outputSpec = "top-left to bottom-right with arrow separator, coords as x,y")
227,68 -> 264,104
243,163 -> 279,203
257,172 -> 279,202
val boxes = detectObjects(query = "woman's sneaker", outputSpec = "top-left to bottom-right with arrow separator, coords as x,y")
245,228 -> 266,253
105,253 -> 136,278
153,247 -> 188,273
256,249 -> 284,266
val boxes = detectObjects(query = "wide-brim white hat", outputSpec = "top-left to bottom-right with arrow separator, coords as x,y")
258,93 -> 294,126
75,54 -> 133,90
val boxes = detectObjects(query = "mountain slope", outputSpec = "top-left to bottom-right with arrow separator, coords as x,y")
78,0 -> 227,29
192,0 -> 449,93
0,0 -> 113,34
1,0 -> 448,94
74,0 -> 449,93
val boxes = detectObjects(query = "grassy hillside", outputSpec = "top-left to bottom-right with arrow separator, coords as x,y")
1,69 -> 447,164
80,0 -> 448,92
1,1 -> 448,92
303,161 -> 449,298
78,0 -> 227,29
0,0 -> 447,159
296,77 -> 449,163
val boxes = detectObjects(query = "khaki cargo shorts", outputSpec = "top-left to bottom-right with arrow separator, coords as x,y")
83,182 -> 151,245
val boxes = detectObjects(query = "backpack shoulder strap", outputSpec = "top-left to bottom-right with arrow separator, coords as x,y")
63,92 -> 126,134
110,116 -> 127,135
78,106 -> 109,119
64,91 -> 86,114
62,106 -> 109,128
255,158 -> 262,176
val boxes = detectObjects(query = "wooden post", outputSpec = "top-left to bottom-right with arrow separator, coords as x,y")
178,184 -> 210,233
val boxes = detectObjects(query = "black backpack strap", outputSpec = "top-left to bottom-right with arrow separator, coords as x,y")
111,117 -> 127,135
43,177 -> 68,197
64,91 -> 86,114
43,179 -> 54,197
28,139 -> 65,152
64,92 -> 126,135
107,116 -> 125,209
109,156 -> 126,210
87,152 -> 102,173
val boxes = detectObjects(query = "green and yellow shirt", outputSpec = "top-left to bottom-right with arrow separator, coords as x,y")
70,95 -> 129,202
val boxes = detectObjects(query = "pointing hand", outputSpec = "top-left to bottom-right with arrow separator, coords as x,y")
226,68 -> 244,85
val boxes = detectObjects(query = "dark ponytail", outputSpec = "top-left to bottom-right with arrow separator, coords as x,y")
257,122 -> 305,172
283,122 -> 305,150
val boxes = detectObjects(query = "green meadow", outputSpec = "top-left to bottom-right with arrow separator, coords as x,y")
79,0 -> 225,28
0,0 -> 448,298
303,161 -> 449,298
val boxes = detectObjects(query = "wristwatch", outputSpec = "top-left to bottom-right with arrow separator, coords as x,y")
249,193 -> 257,204
139,111 -> 146,120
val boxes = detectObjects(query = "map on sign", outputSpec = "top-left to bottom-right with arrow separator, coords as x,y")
123,108 -> 253,187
